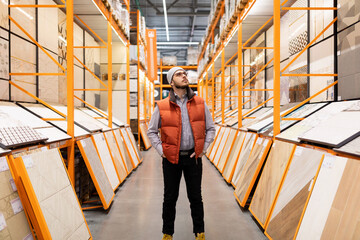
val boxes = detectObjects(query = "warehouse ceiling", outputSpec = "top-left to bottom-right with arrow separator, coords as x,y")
133,0 -> 211,65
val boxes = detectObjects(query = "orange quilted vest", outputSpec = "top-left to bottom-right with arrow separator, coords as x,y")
157,88 -> 205,164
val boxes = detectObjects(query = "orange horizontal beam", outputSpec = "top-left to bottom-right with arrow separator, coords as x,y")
282,73 -> 338,77
9,73 -> 65,76
94,117 -> 107,119
161,65 -> 197,70
74,46 -> 107,49
74,89 -> 108,91
282,7 -> 337,10
9,4 -> 65,7
243,117 -> 256,119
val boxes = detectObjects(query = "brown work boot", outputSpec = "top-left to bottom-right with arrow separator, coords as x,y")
162,234 -> 173,240
195,232 -> 205,240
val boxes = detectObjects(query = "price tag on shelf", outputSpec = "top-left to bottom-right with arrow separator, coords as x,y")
10,197 -> 24,215
322,155 -> 335,169
294,147 -> 304,157
9,178 -> 17,192
0,212 -> 7,231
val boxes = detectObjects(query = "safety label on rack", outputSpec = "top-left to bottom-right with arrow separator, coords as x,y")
9,178 -> 17,192
0,212 -> 6,232
10,197 -> 23,215
0,157 -> 9,172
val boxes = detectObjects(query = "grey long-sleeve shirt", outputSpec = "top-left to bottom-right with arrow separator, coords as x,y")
147,93 -> 216,157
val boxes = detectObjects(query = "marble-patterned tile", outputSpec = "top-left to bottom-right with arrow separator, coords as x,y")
74,23 -> 84,65
0,80 -> 9,100
38,0 -> 58,53
74,65 -> 84,107
0,0 -> 8,30
250,33 -> 265,109
0,38 -> 9,80
310,0 -> 334,43
334,135 -> 360,157
309,36 -> 334,102
126,127 -> 141,160
120,128 -> 138,167
266,61 -> 290,106
338,22 -> 360,100
213,127 -> 231,167
10,0 -> 36,41
337,0 -> 360,32
289,14 -> 308,57
113,129 -> 133,173
39,51 -> 59,103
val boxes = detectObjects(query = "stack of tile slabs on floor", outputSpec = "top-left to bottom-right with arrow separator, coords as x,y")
139,122 -> 151,150
104,130 -> 128,182
259,103 -> 327,137
222,131 -> 247,183
0,156 -> 33,240
77,137 -> 114,209
234,137 -> 272,207
299,110 -> 360,148
92,133 -> 120,191
207,126 -> 225,162
295,155 -> 360,239
0,101 -> 71,144
17,102 -> 90,138
264,146 -> 324,240
216,128 -> 238,173
213,128 -> 231,166
125,126 -> 142,160
9,148 -> 91,239
113,129 -> 134,173
231,132 -> 257,186
276,101 -> 357,143
334,135 -> 360,158
119,128 -> 140,168
249,140 -> 296,228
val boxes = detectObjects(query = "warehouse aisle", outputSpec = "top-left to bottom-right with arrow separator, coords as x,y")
84,148 -> 266,240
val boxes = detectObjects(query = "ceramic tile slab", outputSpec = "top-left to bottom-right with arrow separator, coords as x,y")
299,111 -> 360,148
209,127 -> 226,162
241,108 -> 273,129
248,108 -> 291,132
113,129 -> 133,173
78,107 -> 124,128
217,129 -> 238,172
222,131 -> 246,182
92,133 -> 120,190
309,36 -> 335,103
38,0 -> 58,53
0,80 -> 9,101
104,131 -> 127,182
235,138 -> 272,206
296,155 -> 348,240
0,156 -> 32,240
231,132 -> 257,186
266,146 -> 324,240
38,51 -> 59,103
125,127 -> 142,161
338,22 -> 360,101
139,122 -> 151,150
35,127 -> 71,143
78,137 -> 114,207
19,149 -> 91,239
277,101 -> 358,143
309,0 -> 333,43
10,0 -> 36,41
337,0 -> 360,32
206,125 -> 220,155
0,101 -> 51,128
49,120 -> 90,138
260,102 -> 328,136
0,0 -> 8,29
213,128 -> 231,166
249,140 -> 296,227
334,135 -> 360,157
120,128 -> 138,167
0,39 -> 9,80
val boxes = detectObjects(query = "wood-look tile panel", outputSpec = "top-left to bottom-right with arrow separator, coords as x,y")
217,129 -> 237,172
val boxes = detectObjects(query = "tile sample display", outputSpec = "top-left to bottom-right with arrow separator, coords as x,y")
260,102 -> 327,136
249,140 -> 296,227
113,129 -> 133,173
337,0 -> 360,32
0,80 -> 9,101
208,127 -> 225,161
310,0 -> 333,42
231,132 -> 257,186
78,107 -> 124,128
265,64 -> 290,106
126,127 -> 142,160
213,128 -> 231,167
77,137 -> 114,209
120,128 -> 138,167
16,149 -> 91,239
92,133 -> 120,190
309,37 -> 334,102
265,147 -> 324,240
222,131 -> 246,182
334,135 -> 360,157
0,39 -> 9,80
277,101 -> 357,142
38,0 -> 58,52
104,131 -> 127,182
289,0 -> 308,56
296,155 -> 360,239
10,0 -> 36,41
338,22 -> 360,100
299,111 -> 360,147
0,156 -> 32,240
38,51 -> 59,103
235,138 -> 272,207
241,107 -> 273,129
206,125 -> 220,155
139,122 -> 151,149
35,127 -> 71,143
217,129 -> 238,172
0,0 -> 8,29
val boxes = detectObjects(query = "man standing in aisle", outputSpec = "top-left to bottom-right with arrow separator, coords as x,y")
147,66 -> 215,240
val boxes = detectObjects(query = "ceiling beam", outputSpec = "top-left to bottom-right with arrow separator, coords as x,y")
167,0 -> 181,11
145,0 -> 161,14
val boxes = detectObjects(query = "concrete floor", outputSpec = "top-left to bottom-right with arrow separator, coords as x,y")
84,148 -> 267,240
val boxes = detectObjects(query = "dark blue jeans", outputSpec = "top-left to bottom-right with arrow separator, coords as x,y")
162,154 -> 204,235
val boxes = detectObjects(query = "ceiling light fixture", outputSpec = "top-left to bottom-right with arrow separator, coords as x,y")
162,0 -> 170,41
157,42 -> 199,45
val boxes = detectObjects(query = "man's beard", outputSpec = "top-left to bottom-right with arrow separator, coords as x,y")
173,81 -> 188,89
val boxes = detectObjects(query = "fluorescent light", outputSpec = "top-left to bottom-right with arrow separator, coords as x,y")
162,0 -> 170,41
157,42 -> 199,45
